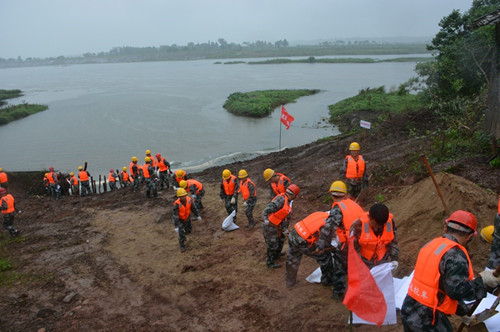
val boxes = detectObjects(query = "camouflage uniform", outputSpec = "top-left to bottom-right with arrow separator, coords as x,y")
240,178 -> 257,228
339,157 -> 368,198
286,227 -> 335,288
172,197 -> 200,250
1,194 -> 19,237
401,234 -> 487,332
487,212 -> 500,269
350,217 -> 399,269
220,178 -> 239,216
144,164 -> 158,198
186,181 -> 205,211
317,205 -> 348,298
108,172 -> 118,191
262,195 -> 291,267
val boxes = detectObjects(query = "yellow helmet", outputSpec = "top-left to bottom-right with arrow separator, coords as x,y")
122,167 -> 127,171
263,168 -> 275,181
349,142 -> 360,151
222,169 -> 231,179
480,225 -> 494,243
176,188 -> 188,197
0,168 -> 3,172
238,169 -> 248,178
145,156 -> 151,162
176,169 -> 185,178
145,149 -> 151,155
70,172 -> 75,176
131,156 -> 138,162
78,166 -> 83,171
179,180 -> 187,188
329,180 -> 347,196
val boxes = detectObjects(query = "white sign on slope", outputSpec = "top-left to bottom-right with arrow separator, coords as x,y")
360,120 -> 371,129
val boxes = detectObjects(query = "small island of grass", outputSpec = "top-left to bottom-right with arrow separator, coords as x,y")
223,89 -> 319,117
0,89 -> 48,126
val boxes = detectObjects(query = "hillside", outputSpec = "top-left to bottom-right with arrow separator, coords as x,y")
0,111 -> 499,331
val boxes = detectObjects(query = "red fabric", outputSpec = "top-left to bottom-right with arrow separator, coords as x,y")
343,236 -> 387,327
280,106 -> 294,129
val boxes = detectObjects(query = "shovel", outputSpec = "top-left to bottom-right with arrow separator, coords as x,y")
470,288 -> 500,326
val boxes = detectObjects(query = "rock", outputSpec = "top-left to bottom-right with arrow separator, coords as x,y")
36,308 -> 56,318
62,292 -> 77,303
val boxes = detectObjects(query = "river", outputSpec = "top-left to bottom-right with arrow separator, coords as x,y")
0,55 -> 423,176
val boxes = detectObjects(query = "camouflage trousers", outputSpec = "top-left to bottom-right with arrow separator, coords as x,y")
2,212 -> 17,237
177,218 -> 192,248
133,176 -> 141,191
49,184 -> 61,200
243,197 -> 257,227
401,296 -> 453,332
80,181 -> 92,196
192,189 -> 205,211
109,181 -> 117,191
224,196 -> 237,217
71,185 -> 79,196
145,178 -> 157,197
158,171 -> 170,189
262,222 -> 286,266
487,213 -> 500,269
286,229 -> 335,287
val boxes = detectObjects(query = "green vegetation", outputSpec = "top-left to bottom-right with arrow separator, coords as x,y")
328,1 -> 500,164
0,41 -> 430,68
248,56 -> 432,65
223,89 -> 319,117
0,89 -> 48,126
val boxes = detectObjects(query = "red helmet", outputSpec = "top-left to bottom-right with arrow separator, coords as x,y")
156,153 -> 161,159
49,167 -> 55,172
0,188 -> 6,195
110,169 -> 114,173
286,184 -> 300,196
446,210 -> 477,235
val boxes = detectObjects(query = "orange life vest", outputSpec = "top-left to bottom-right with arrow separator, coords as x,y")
174,197 -> 192,221
147,155 -> 156,168
358,212 -> 395,262
408,237 -> 474,323
79,170 -> 89,182
108,172 -> 116,182
345,155 -> 365,179
269,194 -> 292,226
157,158 -> 169,172
186,179 -> 203,194
239,178 -> 256,200
1,194 -> 15,214
334,199 -> 365,243
142,164 -> 152,178
271,173 -> 290,196
47,171 -> 57,184
222,175 -> 237,195
0,172 -> 7,184
71,176 -> 78,186
121,171 -> 129,182
294,212 -> 329,245
129,162 -> 138,177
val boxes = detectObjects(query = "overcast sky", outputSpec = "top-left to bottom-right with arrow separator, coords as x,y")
0,0 -> 474,59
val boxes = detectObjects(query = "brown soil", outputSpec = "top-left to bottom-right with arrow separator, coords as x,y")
1,113 -> 499,331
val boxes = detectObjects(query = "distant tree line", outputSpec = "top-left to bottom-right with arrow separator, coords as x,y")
0,39 -> 429,68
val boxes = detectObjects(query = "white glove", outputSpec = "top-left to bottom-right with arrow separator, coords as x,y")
480,269 -> 500,288
192,195 -> 197,200
230,197 -> 236,205
390,261 -> 399,271
283,229 -> 289,236
197,216 -> 202,221
174,227 -> 179,234
243,201 -> 247,207
263,219 -> 270,225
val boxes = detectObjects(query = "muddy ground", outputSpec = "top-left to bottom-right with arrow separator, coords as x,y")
0,113 -> 499,331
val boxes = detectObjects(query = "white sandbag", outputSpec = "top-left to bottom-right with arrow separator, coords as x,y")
222,210 -> 239,231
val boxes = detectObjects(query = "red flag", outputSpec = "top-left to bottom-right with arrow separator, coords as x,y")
280,105 -> 294,130
343,236 -> 387,327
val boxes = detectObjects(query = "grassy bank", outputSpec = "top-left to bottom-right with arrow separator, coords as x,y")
223,89 -> 319,117
247,56 -> 432,65
0,89 -> 48,126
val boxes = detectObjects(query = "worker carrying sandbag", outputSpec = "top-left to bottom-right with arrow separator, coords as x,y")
220,169 -> 239,222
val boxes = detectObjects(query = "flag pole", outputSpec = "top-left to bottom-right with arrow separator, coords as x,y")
279,105 -> 282,151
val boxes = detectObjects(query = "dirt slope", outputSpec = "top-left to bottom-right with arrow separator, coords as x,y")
1,121 -> 499,331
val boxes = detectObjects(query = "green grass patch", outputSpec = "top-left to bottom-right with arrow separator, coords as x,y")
0,103 -> 48,126
223,89 -> 320,117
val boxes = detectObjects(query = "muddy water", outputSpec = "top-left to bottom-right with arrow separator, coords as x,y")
0,56 -> 422,176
